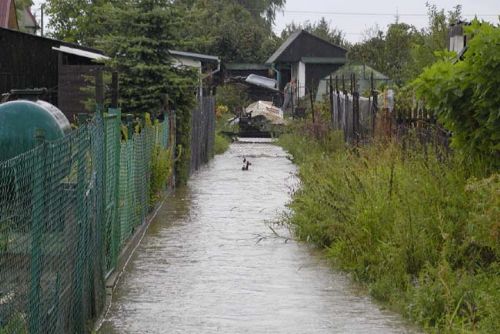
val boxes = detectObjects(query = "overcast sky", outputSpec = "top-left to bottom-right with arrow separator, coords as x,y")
31,0 -> 499,43
274,0 -> 499,42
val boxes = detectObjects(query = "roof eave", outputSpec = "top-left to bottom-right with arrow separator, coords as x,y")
169,50 -> 220,64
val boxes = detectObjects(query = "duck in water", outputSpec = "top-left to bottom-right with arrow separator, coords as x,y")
242,158 -> 251,171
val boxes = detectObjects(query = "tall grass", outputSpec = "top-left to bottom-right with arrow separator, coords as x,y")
279,122 -> 499,333
214,133 -> 230,155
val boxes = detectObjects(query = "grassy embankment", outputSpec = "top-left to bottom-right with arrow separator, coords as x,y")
279,123 -> 499,333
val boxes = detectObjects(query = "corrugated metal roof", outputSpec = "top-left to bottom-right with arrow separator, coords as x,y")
169,50 -> 220,63
0,0 -> 15,28
265,30 -> 302,65
52,45 -> 110,61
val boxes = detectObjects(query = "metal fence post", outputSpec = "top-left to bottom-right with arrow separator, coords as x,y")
29,128 -> 46,334
109,71 -> 121,269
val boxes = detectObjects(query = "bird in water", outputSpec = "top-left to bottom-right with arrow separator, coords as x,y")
242,158 -> 251,170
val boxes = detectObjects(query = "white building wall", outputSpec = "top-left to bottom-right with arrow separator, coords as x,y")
298,61 -> 306,98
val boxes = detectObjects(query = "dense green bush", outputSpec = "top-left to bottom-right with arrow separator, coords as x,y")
214,133 -> 230,155
279,124 -> 499,333
215,84 -> 250,112
413,21 -> 500,171
174,100 -> 193,186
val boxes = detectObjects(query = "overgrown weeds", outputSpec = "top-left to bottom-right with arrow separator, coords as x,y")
279,121 -> 499,333
149,144 -> 173,205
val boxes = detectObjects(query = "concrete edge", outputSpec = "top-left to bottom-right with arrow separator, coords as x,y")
92,196 -> 168,332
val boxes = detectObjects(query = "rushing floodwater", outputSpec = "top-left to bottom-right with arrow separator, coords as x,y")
99,141 -> 419,334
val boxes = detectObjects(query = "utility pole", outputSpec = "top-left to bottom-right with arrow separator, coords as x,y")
40,4 -> 45,37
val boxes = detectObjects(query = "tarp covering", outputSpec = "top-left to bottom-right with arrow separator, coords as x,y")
245,101 -> 286,125
332,92 -> 375,142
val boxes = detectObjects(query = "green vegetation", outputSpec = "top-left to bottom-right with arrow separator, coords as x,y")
349,3 -> 463,84
280,21 -> 499,333
46,0 -> 285,63
280,125 -> 499,333
213,105 -> 233,155
97,0 -> 198,116
214,133 -> 230,155
279,17 -> 349,49
413,22 -> 500,171
150,120 -> 173,204
174,93 -> 195,186
0,313 -> 27,334
216,85 -> 250,112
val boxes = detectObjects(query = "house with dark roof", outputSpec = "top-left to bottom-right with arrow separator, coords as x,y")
0,0 -> 18,30
265,30 -> 347,98
0,0 -> 39,33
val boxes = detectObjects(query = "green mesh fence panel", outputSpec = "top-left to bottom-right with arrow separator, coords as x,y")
0,105 -> 191,334
0,123 -> 104,334
118,140 -> 134,246
103,110 -> 121,274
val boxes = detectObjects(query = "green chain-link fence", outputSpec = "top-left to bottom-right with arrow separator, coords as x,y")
0,105 -> 175,333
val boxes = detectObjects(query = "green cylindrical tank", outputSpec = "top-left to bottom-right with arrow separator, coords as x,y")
0,100 -> 71,161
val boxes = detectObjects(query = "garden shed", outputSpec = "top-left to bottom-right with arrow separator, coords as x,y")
265,30 -> 347,97
0,27 -> 107,122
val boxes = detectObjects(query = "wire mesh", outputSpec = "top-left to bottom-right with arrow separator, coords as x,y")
0,108 -> 175,333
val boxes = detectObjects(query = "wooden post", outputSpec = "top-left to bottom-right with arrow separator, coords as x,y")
309,84 -> 315,125
111,71 -> 119,109
351,73 -> 355,142
371,71 -> 378,138
329,74 -> 334,128
342,75 -> 348,141
352,73 -> 360,144
336,75 -> 341,131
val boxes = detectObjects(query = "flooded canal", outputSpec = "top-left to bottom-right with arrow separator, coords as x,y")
99,141 -> 419,333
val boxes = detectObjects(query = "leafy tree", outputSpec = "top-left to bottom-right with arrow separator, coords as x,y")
349,4 -> 463,84
384,22 -> 420,84
348,27 -> 387,74
408,3 -> 462,79
280,17 -> 349,48
413,21 -> 500,170
173,0 -> 284,62
175,0 -> 285,26
45,0 -> 124,45
14,0 -> 33,9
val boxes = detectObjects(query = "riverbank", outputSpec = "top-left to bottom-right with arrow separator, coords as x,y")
279,122 -> 499,333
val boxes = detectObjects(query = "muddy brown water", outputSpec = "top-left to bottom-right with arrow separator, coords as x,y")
99,141 -> 420,334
